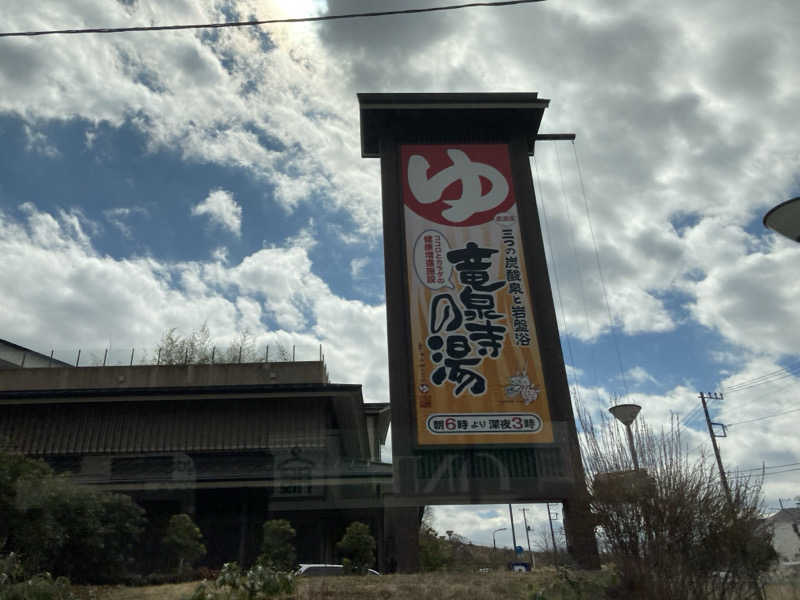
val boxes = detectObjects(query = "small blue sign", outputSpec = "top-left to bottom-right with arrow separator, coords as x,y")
515,546 -> 524,554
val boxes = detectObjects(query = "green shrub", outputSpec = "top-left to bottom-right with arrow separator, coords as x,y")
419,509 -> 450,572
188,562 -> 295,600
0,454 -> 51,547
258,520 -> 296,571
0,553 -> 24,586
529,566 -> 618,600
0,572 -> 76,600
336,522 -> 375,575
1,452 -> 145,583
418,526 -> 447,572
163,514 -> 206,573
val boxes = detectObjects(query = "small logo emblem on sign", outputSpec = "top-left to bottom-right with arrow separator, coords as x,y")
505,371 -> 539,405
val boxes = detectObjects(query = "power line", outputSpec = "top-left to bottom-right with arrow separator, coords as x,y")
570,141 -> 629,399
726,407 -> 800,427
682,389 -> 798,448
0,0 -> 545,38
553,142 -> 603,398
680,392 -> 720,431
726,373 -> 800,394
725,363 -> 800,390
724,361 -> 800,393
730,467 -> 800,479
680,402 -> 705,429
533,156 -> 581,406
733,461 -> 800,474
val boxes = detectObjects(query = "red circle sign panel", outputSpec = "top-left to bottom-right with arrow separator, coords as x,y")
401,144 -> 516,227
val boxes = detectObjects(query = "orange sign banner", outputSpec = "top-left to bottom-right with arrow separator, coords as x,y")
402,143 -> 554,446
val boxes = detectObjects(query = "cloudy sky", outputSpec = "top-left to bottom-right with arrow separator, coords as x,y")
1,0 -> 799,549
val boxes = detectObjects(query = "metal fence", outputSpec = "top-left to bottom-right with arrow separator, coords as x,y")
1,342 -> 328,373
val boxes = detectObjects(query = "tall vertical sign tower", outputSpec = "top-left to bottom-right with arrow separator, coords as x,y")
359,93 -> 598,570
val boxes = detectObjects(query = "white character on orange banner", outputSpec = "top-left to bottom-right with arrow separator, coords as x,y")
408,149 -> 509,223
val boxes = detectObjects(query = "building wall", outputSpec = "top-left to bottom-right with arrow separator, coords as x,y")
773,521 -> 800,563
0,361 -> 328,392
0,362 -> 393,571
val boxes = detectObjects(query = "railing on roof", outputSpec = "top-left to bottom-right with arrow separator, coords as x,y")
0,342 -> 329,381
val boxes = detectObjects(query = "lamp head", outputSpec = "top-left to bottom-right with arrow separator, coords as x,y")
609,403 -> 642,426
764,196 -> 800,243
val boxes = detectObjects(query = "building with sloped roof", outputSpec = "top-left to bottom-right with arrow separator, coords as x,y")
765,507 -> 800,564
0,338 -> 72,369
0,358 -> 394,570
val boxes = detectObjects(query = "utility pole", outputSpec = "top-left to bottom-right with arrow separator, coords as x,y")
699,392 -> 732,506
700,394 -> 763,600
521,507 -> 535,569
546,503 -> 559,566
492,527 -> 507,550
508,504 -> 518,552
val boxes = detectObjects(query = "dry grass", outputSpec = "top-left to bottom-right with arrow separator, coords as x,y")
72,581 -> 200,600
764,569 -> 800,600
74,568 -> 797,600
295,572 -> 541,600
74,570 -> 595,600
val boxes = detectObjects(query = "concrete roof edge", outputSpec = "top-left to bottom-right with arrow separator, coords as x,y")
0,382 -> 364,404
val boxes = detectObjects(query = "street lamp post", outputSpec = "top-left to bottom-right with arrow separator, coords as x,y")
492,527 -> 507,550
764,196 -> 800,242
609,403 -> 642,470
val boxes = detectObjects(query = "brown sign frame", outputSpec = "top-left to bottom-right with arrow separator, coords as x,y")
359,93 -> 599,568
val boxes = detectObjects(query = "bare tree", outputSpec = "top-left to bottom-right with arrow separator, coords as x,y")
579,405 -> 776,600
153,325 -> 291,365
155,324 -> 213,365
219,329 -> 258,363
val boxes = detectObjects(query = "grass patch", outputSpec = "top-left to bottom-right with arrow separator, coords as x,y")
71,581 -> 200,600
72,568 -> 798,600
76,569 -> 611,600
296,572 -> 538,600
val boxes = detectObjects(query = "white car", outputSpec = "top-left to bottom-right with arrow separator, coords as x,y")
296,564 -> 380,576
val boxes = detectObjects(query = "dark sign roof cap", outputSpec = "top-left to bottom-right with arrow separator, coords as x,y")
358,92 -> 550,157
358,92 -> 547,109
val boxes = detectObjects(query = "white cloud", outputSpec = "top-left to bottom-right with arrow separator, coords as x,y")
103,206 -> 147,239
624,366 -> 658,386
211,246 -> 229,263
0,204 -> 390,402
191,189 -> 242,236
689,234 -> 800,357
565,363 -> 584,380
350,256 -> 368,279
23,124 -> 59,158
2,1 -> 795,343
285,221 -> 318,252
0,1 -> 384,234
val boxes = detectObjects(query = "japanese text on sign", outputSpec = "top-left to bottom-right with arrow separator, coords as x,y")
401,143 -> 553,445
426,413 -> 543,435
426,242 -> 508,396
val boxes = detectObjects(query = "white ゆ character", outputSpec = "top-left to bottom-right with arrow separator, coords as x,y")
408,149 -> 509,223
